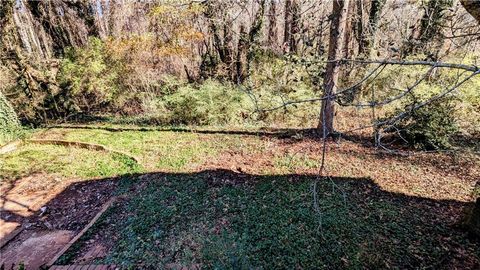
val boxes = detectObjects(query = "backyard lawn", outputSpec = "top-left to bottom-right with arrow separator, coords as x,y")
1,126 -> 479,269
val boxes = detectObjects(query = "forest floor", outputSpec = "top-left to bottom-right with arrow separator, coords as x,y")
0,125 -> 479,269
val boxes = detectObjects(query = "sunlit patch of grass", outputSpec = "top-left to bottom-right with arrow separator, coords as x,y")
218,134 -> 271,155
43,129 -> 218,172
36,126 -> 475,201
37,128 -> 270,172
1,128 -> 271,184
273,153 -> 320,173
155,141 -> 214,171
0,143 -> 141,182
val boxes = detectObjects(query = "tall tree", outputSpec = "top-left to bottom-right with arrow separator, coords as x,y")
459,0 -> 480,238
343,0 -> 356,59
358,0 -> 386,57
267,0 -> 279,52
236,0 -> 266,83
203,1 -> 234,80
27,0 -> 98,54
283,0 -> 300,53
0,0 -> 16,53
318,0 -> 350,135
418,0 -> 451,44
289,0 -> 301,53
283,0 -> 292,52
402,0 -> 452,58
236,24 -> 248,84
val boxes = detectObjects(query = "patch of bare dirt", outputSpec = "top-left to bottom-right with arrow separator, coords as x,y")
199,135 -> 479,202
0,176 -> 118,268
1,230 -> 74,269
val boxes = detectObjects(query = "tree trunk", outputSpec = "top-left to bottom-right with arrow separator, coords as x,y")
289,0 -> 300,54
0,0 -> 16,54
466,181 -> 480,237
236,24 -> 248,84
318,0 -> 350,136
343,0 -> 356,59
267,0 -> 279,52
358,0 -> 385,57
223,24 -> 234,80
27,0 -> 96,54
283,0 -> 292,52
402,0 -> 451,58
353,0 -> 364,56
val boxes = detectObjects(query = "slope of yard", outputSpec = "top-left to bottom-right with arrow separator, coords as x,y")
1,127 -> 479,269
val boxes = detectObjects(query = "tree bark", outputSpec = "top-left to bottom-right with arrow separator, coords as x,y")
343,0 -> 356,59
236,24 -> 248,84
466,181 -> 480,237
283,0 -> 292,52
359,0 -> 385,57
27,0 -> 96,54
223,23 -> 234,79
0,0 -> 16,55
289,0 -> 300,53
402,0 -> 452,58
267,0 -> 279,52
318,0 -> 350,135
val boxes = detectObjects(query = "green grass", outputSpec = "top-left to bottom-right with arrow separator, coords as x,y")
1,127 -> 265,184
273,153 -> 320,173
58,172 -> 479,269
0,143 -> 140,182
49,129 -> 221,171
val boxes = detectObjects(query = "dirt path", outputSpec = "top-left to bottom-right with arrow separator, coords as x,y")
0,176 -> 117,269
1,230 -> 75,269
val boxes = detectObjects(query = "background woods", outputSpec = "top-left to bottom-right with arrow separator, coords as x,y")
0,1 -> 479,152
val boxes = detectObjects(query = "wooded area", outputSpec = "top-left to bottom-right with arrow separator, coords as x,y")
1,0 -> 480,269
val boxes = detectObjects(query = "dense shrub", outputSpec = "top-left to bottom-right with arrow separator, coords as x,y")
391,98 -> 459,150
361,55 -> 479,149
246,55 -> 319,127
0,92 -> 22,145
58,37 -> 123,114
53,41 -> 320,127
135,55 -> 320,127
142,79 -> 252,125
2,38 -> 127,124
0,54 -> 63,124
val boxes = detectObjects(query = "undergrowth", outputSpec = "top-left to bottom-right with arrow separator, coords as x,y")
0,92 -> 22,145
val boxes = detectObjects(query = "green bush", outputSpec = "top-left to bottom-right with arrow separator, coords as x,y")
58,37 -> 122,114
390,98 -> 459,150
1,53 -> 63,124
139,69 -> 319,127
162,79 -> 252,125
361,54 -> 479,149
0,92 -> 22,145
246,55 -> 319,127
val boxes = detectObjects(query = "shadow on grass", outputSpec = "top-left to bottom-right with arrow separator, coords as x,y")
1,169 -> 473,269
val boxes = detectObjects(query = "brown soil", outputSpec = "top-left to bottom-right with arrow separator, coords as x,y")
0,177 -> 117,269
